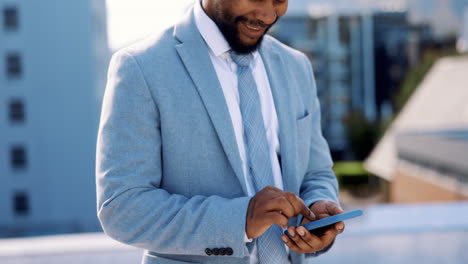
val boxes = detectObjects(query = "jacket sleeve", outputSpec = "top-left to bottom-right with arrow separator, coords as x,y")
297,54 -> 340,258
96,50 -> 251,257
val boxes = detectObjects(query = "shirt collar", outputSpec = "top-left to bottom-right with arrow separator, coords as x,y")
193,0 -> 260,63
194,0 -> 230,57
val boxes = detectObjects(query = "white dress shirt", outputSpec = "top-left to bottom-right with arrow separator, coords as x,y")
194,1 -> 289,263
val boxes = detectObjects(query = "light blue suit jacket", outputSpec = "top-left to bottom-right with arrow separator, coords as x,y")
96,8 -> 339,264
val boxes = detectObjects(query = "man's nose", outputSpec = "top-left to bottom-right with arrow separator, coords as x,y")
256,3 -> 277,25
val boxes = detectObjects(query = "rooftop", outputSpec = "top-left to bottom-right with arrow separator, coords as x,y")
317,201 -> 468,264
1,202 -> 467,264
396,129 -> 468,179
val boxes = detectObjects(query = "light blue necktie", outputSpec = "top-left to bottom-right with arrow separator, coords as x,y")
230,51 -> 289,264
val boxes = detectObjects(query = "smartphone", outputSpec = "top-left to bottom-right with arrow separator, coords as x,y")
285,209 -> 363,237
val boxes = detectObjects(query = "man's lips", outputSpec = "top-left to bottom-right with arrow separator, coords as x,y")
239,21 -> 267,39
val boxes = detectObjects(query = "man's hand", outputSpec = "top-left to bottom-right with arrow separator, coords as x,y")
281,200 -> 345,254
245,186 -> 315,239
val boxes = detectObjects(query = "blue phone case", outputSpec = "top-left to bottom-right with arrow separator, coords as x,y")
285,209 -> 363,236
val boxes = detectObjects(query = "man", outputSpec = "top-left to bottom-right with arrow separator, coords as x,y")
96,0 -> 344,263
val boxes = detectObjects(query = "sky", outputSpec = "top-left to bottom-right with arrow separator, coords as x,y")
106,0 -> 195,51
105,0 -> 468,51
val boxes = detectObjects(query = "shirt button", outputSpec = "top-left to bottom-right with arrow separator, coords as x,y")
205,248 -> 212,256
226,247 -> 233,256
213,248 -> 220,255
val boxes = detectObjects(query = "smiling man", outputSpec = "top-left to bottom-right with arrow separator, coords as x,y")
203,0 -> 285,53
96,0 -> 343,263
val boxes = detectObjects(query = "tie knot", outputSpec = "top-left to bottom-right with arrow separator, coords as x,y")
230,51 -> 253,67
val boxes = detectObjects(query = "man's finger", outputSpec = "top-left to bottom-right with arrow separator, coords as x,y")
284,193 -> 315,220
317,213 -> 330,219
290,226 -> 323,251
318,228 -> 338,249
300,202 -> 315,221
326,202 -> 344,215
263,196 -> 295,218
264,211 -> 289,228
261,186 -> 282,194
281,234 -> 306,254
335,221 -> 345,233
287,227 -> 317,252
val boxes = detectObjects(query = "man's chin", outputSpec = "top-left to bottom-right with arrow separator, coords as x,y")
215,19 -> 265,54
240,36 -> 260,48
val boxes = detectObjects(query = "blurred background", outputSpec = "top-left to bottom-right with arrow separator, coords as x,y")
1,0 -> 467,263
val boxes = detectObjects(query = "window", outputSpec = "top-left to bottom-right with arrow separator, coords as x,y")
6,53 -> 22,78
13,192 -> 29,216
11,145 -> 27,169
9,99 -> 25,122
3,7 -> 18,30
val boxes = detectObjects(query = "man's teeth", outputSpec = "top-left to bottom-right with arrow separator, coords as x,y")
246,24 -> 261,30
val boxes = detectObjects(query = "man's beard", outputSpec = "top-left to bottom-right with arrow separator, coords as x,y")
212,9 -> 277,54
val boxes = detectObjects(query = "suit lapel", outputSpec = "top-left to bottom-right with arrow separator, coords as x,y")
259,41 -> 299,194
173,10 -> 248,195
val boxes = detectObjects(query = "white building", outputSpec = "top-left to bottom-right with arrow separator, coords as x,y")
365,55 -> 468,202
0,0 -> 109,237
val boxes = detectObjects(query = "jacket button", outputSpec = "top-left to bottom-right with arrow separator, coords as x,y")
205,248 -> 212,256
226,247 -> 233,256
212,248 -> 220,255
219,248 -> 226,255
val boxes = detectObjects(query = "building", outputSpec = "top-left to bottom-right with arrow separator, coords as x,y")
271,0 -> 468,159
365,55 -> 468,203
271,0 -> 412,158
272,13 -> 376,155
393,129 -> 468,202
458,7 -> 468,52
0,0 -> 109,237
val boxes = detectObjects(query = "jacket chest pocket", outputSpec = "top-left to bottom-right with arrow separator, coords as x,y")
296,112 -> 312,174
